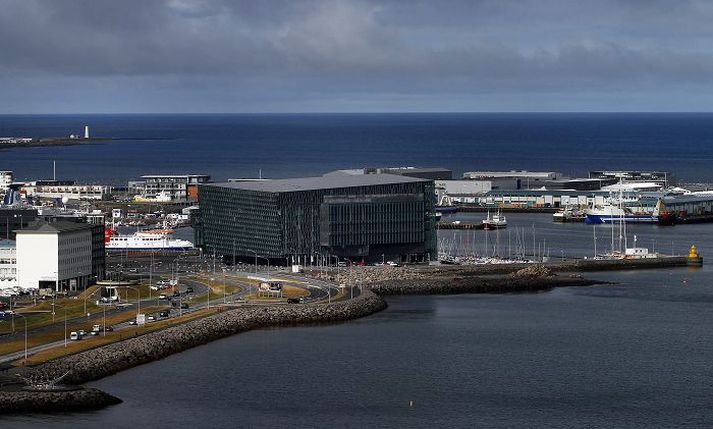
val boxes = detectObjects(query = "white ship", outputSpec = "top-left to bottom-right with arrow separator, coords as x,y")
105,228 -> 194,251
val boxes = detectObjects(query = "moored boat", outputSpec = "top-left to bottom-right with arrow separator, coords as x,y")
482,210 -> 507,229
105,228 -> 194,251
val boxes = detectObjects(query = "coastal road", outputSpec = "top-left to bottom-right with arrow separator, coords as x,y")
0,271 -> 349,364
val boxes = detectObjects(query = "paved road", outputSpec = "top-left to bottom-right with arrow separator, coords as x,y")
0,271 -> 349,364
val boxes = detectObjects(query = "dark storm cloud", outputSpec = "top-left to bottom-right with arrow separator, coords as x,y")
1,0 -> 713,112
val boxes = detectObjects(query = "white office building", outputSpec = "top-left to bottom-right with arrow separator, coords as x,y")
0,171 -> 12,196
16,221 -> 94,292
0,240 -> 17,290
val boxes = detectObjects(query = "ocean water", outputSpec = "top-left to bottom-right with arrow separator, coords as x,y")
1,113 -> 713,183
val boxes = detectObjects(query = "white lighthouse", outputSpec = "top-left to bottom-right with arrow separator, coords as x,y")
84,125 -> 90,139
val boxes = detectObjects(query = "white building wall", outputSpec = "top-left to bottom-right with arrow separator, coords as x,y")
0,244 -> 17,289
17,234 -> 58,290
0,171 -> 12,195
435,180 -> 492,196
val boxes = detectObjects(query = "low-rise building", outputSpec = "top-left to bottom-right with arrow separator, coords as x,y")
0,171 -> 12,196
462,170 -> 563,190
22,182 -> 110,200
16,221 -> 98,292
133,174 -> 211,202
589,170 -> 675,187
0,240 -> 17,290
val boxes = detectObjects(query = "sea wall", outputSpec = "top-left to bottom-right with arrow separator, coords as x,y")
0,388 -> 121,413
32,290 -> 387,385
369,275 -> 599,296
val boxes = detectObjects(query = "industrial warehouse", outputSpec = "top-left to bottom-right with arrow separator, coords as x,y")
196,171 -> 438,264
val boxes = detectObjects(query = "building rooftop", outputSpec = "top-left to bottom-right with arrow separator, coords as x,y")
203,171 -> 428,193
464,170 -> 561,178
141,174 -> 210,179
15,220 -> 94,235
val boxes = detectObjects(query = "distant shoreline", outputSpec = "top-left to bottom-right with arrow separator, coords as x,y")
0,137 -> 114,150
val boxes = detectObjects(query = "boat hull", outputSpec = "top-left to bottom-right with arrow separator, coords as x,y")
435,206 -> 457,214
106,246 -> 193,252
584,214 -> 658,224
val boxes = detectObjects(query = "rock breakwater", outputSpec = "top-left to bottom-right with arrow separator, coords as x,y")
369,275 -> 599,296
32,290 -> 387,385
0,388 -> 121,413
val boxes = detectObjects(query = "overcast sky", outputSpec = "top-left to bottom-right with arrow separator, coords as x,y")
2,0 -> 713,113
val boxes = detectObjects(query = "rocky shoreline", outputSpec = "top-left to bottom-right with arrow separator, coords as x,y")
2,266 -> 608,414
0,388 -> 122,413
366,265 -> 602,296
31,289 -> 387,385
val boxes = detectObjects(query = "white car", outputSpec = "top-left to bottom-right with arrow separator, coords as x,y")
70,331 -> 81,341
386,261 -> 399,267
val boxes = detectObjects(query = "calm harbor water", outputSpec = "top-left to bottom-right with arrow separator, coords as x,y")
3,114 -> 713,427
5,218 -> 713,428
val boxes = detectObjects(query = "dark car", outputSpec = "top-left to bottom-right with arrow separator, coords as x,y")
159,310 -> 170,318
180,302 -> 189,309
287,297 -> 304,304
185,287 -> 194,294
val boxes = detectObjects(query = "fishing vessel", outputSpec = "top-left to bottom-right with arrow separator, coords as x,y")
482,210 -> 507,229
584,204 -> 658,224
105,228 -> 194,251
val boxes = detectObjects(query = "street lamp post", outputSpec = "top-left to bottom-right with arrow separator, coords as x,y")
123,286 -> 140,318
51,304 -> 68,348
12,313 -> 28,363
222,268 -> 226,304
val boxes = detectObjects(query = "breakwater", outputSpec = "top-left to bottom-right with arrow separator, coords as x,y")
325,256 -> 692,287
31,290 -> 387,385
0,388 -> 121,413
369,274 -> 599,296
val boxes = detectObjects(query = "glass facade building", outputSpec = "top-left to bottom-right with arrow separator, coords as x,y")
197,172 -> 437,264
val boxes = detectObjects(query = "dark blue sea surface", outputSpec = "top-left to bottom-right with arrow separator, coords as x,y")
1,113 -> 713,183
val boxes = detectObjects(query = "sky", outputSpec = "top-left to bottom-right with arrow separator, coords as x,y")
2,0 -> 713,113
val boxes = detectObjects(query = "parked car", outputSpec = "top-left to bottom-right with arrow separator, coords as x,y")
70,331 -> 81,341
287,297 -> 304,304
128,319 -> 137,325
185,287 -> 194,294
158,294 -> 168,300
386,261 -> 399,267
159,310 -> 170,318
147,315 -> 156,321
180,302 -> 189,309
78,329 -> 87,337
